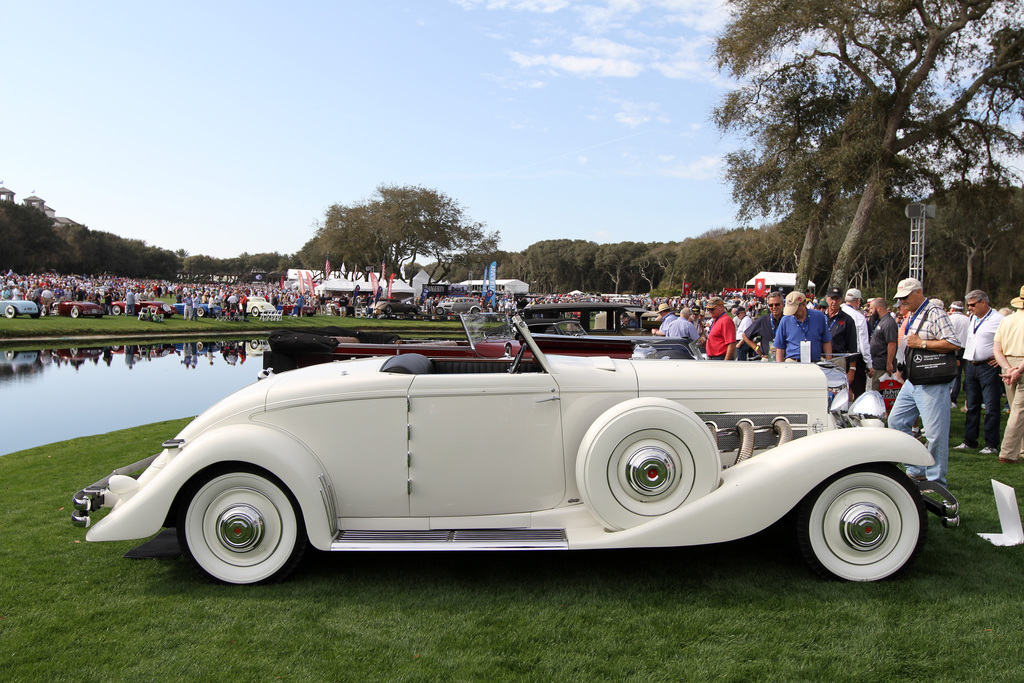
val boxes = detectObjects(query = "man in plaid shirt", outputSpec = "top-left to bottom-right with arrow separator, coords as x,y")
888,278 -> 962,485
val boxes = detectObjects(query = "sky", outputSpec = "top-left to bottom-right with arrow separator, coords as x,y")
1,0 -> 740,261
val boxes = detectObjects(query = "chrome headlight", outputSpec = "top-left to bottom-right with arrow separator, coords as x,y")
847,390 -> 887,428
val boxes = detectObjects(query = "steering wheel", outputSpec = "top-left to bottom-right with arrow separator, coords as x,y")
508,341 -> 527,374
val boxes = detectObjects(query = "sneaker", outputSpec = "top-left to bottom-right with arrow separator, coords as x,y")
980,447 -> 998,455
953,443 -> 971,451
951,401 -> 957,409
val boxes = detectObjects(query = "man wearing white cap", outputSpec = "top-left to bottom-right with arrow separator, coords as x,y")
842,288 -> 871,398
887,278 -> 961,485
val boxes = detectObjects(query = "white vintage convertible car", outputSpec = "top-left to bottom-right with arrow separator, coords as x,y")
73,315 -> 958,584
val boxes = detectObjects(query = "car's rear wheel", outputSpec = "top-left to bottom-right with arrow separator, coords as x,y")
177,468 -> 306,585
70,306 -> 80,318
196,307 -> 206,318
470,306 -> 480,314
111,305 -> 122,315
435,308 -> 446,316
796,464 -> 926,581
4,305 -> 16,318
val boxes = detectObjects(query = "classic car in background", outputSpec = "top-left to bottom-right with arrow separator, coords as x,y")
2,298 -> 40,318
48,300 -> 104,318
522,302 -> 647,335
373,298 -> 420,316
280,303 -> 317,317
111,300 -> 175,317
74,315 -> 957,585
245,296 -> 277,316
171,302 -> 224,318
432,297 -> 481,316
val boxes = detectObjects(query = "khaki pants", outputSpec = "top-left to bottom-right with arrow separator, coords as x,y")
1001,356 -> 1024,460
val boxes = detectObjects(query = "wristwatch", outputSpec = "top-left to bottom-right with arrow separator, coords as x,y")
922,340 -> 927,349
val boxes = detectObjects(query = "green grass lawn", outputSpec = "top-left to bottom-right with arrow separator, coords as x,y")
0,307 -> 463,341
1,406 -> 1022,681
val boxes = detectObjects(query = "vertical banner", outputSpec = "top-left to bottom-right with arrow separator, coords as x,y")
387,273 -> 394,299
683,281 -> 691,297
754,278 -> 766,297
325,254 -> 331,281
369,273 -> 379,302
485,261 -> 497,305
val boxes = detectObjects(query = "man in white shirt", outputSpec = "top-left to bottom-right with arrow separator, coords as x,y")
954,290 -> 1005,454
948,301 -> 970,406
842,289 -> 871,397
734,307 -> 753,360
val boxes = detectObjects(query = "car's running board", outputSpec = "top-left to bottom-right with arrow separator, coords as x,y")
330,528 -> 568,551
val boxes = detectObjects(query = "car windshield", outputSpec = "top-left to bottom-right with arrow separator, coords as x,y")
461,313 -> 514,349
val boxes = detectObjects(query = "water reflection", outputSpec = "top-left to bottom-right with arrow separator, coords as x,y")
1,339 -> 266,455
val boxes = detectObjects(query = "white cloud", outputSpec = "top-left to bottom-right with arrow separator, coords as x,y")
577,155 -> 589,164
612,99 -> 670,127
570,35 -> 648,59
662,155 -> 721,180
510,51 -> 645,77
452,0 -> 570,12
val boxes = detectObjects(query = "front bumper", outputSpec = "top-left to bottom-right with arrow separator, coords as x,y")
70,448 -> 172,528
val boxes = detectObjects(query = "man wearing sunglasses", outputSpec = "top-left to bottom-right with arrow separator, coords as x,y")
888,278 -> 961,485
742,291 -> 785,360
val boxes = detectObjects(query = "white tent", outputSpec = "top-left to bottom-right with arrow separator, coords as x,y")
317,278 -> 357,294
745,271 -> 816,291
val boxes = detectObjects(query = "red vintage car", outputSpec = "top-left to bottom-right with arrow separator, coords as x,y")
49,300 -> 105,318
110,300 -> 175,317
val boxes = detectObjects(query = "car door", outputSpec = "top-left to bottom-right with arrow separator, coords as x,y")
406,371 -> 564,518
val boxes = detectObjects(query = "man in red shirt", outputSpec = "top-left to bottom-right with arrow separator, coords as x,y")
705,296 -> 737,360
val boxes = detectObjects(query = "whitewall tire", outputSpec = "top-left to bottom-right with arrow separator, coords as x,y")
177,468 -> 307,585
576,397 -> 720,531
797,464 -> 926,581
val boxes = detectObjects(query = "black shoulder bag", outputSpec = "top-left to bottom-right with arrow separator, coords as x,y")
905,307 -> 957,385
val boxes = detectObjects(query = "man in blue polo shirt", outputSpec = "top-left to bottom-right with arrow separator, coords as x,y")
774,290 -> 832,362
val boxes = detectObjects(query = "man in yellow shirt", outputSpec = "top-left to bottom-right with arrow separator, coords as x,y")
993,285 -> 1024,464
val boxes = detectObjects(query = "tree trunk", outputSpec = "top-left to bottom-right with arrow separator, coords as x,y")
832,167 -> 885,289
795,222 -> 820,294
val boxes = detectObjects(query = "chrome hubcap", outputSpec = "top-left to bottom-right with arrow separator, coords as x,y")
217,504 -> 265,552
625,447 -> 675,496
839,503 -> 888,550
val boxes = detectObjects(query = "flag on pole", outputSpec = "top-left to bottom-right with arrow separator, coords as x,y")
325,254 -> 331,281
387,273 -> 394,299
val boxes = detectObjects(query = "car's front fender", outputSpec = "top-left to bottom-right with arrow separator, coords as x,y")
569,427 -> 933,550
86,424 -> 336,550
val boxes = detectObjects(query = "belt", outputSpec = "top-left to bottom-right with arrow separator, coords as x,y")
969,358 -> 995,365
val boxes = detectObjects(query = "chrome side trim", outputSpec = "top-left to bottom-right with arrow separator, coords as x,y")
329,528 -> 568,551
318,474 -> 338,535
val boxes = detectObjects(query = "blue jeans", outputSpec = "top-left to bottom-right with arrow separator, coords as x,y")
889,378 -> 954,485
964,361 -> 1003,448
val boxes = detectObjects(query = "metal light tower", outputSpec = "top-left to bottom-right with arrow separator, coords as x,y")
905,203 -> 936,282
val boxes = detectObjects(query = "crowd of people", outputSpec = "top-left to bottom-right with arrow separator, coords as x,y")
648,279 -> 1024,488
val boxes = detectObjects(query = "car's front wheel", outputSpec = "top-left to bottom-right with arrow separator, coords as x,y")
70,306 -> 80,318
111,305 -> 122,316
196,307 -> 206,318
797,464 -> 926,582
177,468 -> 307,585
4,305 -> 16,318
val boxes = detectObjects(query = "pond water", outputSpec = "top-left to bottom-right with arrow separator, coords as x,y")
1,339 -> 265,456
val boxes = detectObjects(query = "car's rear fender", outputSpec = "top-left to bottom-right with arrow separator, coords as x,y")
568,428 -> 933,549
86,424 -> 336,550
